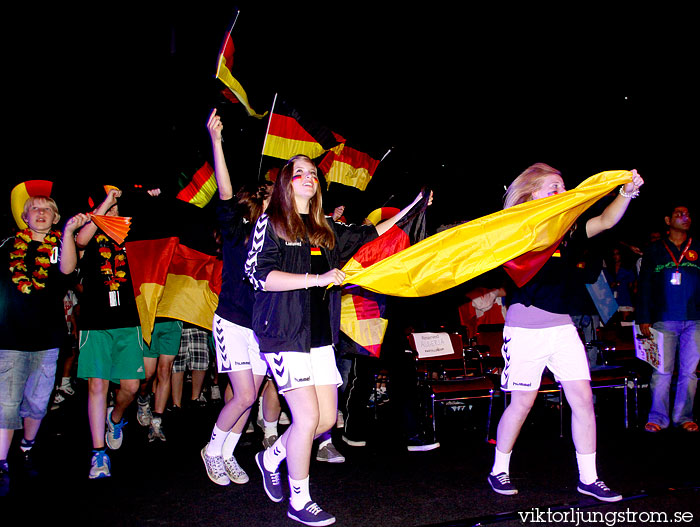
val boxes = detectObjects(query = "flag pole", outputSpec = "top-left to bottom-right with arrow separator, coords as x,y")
258,93 -> 278,181
215,8 -> 240,78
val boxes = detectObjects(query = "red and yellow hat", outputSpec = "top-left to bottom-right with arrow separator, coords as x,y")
365,207 -> 400,226
10,180 -> 53,229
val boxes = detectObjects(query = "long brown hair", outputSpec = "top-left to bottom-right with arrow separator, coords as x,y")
266,155 -> 335,249
503,163 -> 562,209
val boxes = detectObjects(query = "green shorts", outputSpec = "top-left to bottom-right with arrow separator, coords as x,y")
143,320 -> 183,359
77,326 -> 145,383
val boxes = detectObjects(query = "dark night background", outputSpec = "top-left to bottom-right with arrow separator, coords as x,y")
5,4 -> 697,245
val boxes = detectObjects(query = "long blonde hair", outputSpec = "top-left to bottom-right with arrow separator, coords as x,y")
266,155 -> 335,249
503,163 -> 562,209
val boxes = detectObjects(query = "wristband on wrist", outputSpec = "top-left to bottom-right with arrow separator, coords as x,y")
619,186 -> 640,199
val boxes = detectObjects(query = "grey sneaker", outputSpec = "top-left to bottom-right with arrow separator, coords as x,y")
201,444 -> 230,486
577,479 -> 622,502
262,434 -> 278,450
89,450 -> 111,479
287,501 -> 336,526
488,472 -> 518,495
316,442 -> 345,463
105,407 -> 127,450
137,396 -> 153,427
148,416 -> 166,442
223,454 -> 249,484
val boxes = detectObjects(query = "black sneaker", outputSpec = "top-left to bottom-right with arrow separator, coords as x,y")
255,451 -> 283,502
20,449 -> 39,478
577,479 -> 622,502
488,472 -> 518,495
0,463 -> 9,497
287,501 -> 336,526
406,435 -> 440,452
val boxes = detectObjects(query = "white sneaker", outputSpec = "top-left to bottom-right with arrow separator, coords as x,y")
137,397 -> 153,427
210,385 -> 221,401
89,450 -> 111,479
105,407 -> 127,450
201,444 -> 230,486
223,454 -> 249,484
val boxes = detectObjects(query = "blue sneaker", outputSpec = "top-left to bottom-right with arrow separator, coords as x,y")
255,451 -> 283,502
89,450 -> 111,479
488,472 -> 518,495
105,407 -> 127,450
287,501 -> 336,526
577,479 -> 622,502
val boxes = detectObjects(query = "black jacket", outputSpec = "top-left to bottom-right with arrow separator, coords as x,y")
245,214 -> 377,353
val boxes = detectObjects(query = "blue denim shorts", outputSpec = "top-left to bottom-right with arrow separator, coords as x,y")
0,348 -> 59,429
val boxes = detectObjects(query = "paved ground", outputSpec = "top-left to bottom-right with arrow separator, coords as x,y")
3,376 -> 699,527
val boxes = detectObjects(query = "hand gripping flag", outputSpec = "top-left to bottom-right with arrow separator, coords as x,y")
339,192 -> 430,357
126,237 -> 222,345
215,11 -> 266,119
342,170 -> 633,297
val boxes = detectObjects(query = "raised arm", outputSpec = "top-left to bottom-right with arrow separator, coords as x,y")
207,108 -> 234,201
60,213 -> 90,274
585,170 -> 644,238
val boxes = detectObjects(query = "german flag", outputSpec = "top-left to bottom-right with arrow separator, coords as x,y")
340,193 -> 430,357
176,162 -> 217,208
318,142 -> 385,191
262,96 -> 342,160
126,237 -> 222,345
215,11 -> 266,119
342,171 -> 634,297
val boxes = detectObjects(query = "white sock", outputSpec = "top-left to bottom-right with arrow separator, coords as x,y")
289,475 -> 311,510
206,424 -> 229,456
318,437 -> 331,448
222,431 -> 242,459
263,437 -> 286,471
576,451 -> 598,485
491,447 -> 512,475
263,418 -> 278,438
60,377 -> 71,388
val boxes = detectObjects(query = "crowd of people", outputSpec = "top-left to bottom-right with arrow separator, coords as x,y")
2,110 -> 698,526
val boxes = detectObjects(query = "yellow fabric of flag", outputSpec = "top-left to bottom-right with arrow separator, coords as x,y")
342,170 -> 633,297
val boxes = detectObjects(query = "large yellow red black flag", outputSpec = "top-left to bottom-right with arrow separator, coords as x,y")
341,170 -> 633,297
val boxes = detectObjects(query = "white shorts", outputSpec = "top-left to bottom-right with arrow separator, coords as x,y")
501,324 -> 590,391
264,345 -> 342,394
213,314 -> 268,376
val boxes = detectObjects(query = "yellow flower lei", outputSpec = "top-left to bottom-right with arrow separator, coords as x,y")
96,234 -> 127,291
9,229 -> 61,294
